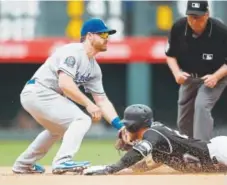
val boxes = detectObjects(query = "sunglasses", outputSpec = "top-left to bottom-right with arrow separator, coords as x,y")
95,32 -> 109,39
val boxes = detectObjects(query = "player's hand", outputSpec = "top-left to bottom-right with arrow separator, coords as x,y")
201,74 -> 218,88
174,71 -> 190,85
86,103 -> 102,122
83,165 -> 112,175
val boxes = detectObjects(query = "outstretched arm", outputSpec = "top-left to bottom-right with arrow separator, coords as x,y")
84,140 -> 153,175
117,156 -> 162,175
92,93 -> 123,130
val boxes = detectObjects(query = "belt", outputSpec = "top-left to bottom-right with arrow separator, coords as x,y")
190,73 -> 202,78
26,79 -> 36,84
25,79 -> 60,95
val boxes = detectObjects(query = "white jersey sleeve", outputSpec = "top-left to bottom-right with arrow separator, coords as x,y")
58,55 -> 78,78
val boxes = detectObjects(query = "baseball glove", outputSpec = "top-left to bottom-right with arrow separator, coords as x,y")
115,138 -> 133,151
114,127 -> 135,152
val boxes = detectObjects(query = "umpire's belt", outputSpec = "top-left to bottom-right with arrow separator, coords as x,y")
27,79 -> 36,84
190,73 -> 202,78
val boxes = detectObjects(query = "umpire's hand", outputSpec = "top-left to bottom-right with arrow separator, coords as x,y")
174,71 -> 190,85
201,74 -> 218,88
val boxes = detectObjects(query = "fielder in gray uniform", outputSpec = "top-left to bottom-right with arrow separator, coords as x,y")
12,18 -> 124,174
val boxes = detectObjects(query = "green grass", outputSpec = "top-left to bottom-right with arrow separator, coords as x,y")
0,139 -> 123,166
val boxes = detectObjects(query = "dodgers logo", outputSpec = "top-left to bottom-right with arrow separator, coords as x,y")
74,72 -> 93,84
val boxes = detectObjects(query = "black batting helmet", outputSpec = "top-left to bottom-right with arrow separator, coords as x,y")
121,104 -> 153,133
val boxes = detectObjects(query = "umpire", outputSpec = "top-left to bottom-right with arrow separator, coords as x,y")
165,0 -> 227,141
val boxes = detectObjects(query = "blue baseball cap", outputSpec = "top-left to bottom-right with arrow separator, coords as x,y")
80,18 -> 117,37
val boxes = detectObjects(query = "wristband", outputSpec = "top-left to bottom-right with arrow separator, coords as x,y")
111,117 -> 123,130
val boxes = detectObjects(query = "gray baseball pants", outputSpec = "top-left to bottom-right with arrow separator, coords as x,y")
13,82 -> 92,170
177,76 -> 227,141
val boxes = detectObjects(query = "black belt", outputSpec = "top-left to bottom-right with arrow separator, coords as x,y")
26,79 -> 36,84
190,73 -> 203,78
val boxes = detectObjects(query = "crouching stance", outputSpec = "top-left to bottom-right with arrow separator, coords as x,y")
84,104 -> 227,175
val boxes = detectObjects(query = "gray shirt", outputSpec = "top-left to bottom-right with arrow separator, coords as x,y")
31,43 -> 105,95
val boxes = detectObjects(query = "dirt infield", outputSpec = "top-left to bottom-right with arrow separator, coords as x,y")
0,166 -> 227,185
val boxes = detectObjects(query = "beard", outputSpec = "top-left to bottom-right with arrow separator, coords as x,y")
92,40 -> 107,52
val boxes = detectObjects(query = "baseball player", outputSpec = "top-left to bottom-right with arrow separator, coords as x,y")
84,104 -> 227,175
12,18 -> 124,174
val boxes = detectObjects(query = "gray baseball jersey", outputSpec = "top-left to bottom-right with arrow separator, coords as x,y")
31,43 -> 105,95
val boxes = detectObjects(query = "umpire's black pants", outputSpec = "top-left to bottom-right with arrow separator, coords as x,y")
177,76 -> 227,141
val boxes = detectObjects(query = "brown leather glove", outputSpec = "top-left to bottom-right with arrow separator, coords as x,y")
115,127 -> 135,151
115,138 -> 133,151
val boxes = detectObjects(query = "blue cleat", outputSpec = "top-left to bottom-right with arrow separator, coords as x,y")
12,164 -> 45,174
52,161 -> 90,174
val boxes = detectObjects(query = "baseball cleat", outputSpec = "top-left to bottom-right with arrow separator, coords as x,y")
12,164 -> 45,174
52,161 -> 90,175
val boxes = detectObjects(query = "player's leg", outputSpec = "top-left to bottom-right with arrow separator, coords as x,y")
194,77 -> 227,141
13,86 -> 66,173
177,78 -> 200,137
13,83 -> 92,174
52,114 -> 91,174
207,136 -> 227,171
12,129 -> 61,174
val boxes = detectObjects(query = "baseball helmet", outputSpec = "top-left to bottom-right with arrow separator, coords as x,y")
121,104 -> 153,133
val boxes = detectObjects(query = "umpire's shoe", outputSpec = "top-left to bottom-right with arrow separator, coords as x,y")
12,164 -> 45,174
52,160 -> 90,175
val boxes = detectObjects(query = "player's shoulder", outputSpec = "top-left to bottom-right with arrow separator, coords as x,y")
148,122 -> 180,138
210,18 -> 227,36
145,121 -> 167,135
171,17 -> 187,32
150,121 -> 165,130
142,122 -> 173,147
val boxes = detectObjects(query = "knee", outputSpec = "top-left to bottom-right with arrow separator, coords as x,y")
177,119 -> 193,137
78,114 -> 92,130
83,114 -> 92,125
51,132 -> 64,139
177,94 -> 190,105
177,120 -> 184,128
177,120 -> 188,132
51,128 -> 65,138
177,98 -> 185,106
195,100 -> 210,112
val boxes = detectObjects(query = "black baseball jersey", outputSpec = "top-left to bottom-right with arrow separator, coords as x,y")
165,17 -> 227,76
142,124 -> 214,172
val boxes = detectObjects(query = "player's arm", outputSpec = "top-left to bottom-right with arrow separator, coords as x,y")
57,55 -> 101,121
58,72 -> 94,107
117,156 -> 162,175
211,31 -> 227,81
165,22 -> 182,79
212,64 -> 227,81
130,156 -> 162,173
84,140 -> 153,175
57,55 -> 95,107
166,57 -> 182,78
92,94 -> 123,130
209,33 -> 227,81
